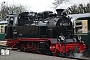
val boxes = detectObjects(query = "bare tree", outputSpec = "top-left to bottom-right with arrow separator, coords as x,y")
8,5 -> 27,14
53,0 -> 90,14
0,2 -> 28,20
0,2 -> 8,20
68,4 -> 78,14
68,3 -> 90,14
53,0 -> 69,8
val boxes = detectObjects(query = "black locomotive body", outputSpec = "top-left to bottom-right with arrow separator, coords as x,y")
46,15 -> 73,38
6,11 -> 73,40
5,11 -> 86,57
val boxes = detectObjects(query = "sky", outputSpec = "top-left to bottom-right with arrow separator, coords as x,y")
0,0 -> 90,12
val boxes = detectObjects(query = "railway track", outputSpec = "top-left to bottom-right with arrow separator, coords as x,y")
62,56 -> 89,60
6,48 -> 89,60
0,50 -> 73,60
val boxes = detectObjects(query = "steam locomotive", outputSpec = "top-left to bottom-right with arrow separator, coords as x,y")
5,9 -> 86,57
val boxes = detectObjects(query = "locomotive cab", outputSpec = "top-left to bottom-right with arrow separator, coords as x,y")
7,14 -> 18,26
5,14 -> 18,39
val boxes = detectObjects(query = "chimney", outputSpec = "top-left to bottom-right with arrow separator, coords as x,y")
56,9 -> 64,16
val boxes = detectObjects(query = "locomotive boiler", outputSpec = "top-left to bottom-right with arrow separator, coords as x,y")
5,10 -> 86,57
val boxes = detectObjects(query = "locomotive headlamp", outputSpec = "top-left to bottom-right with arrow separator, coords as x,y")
10,17 -> 14,21
61,36 -> 65,40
